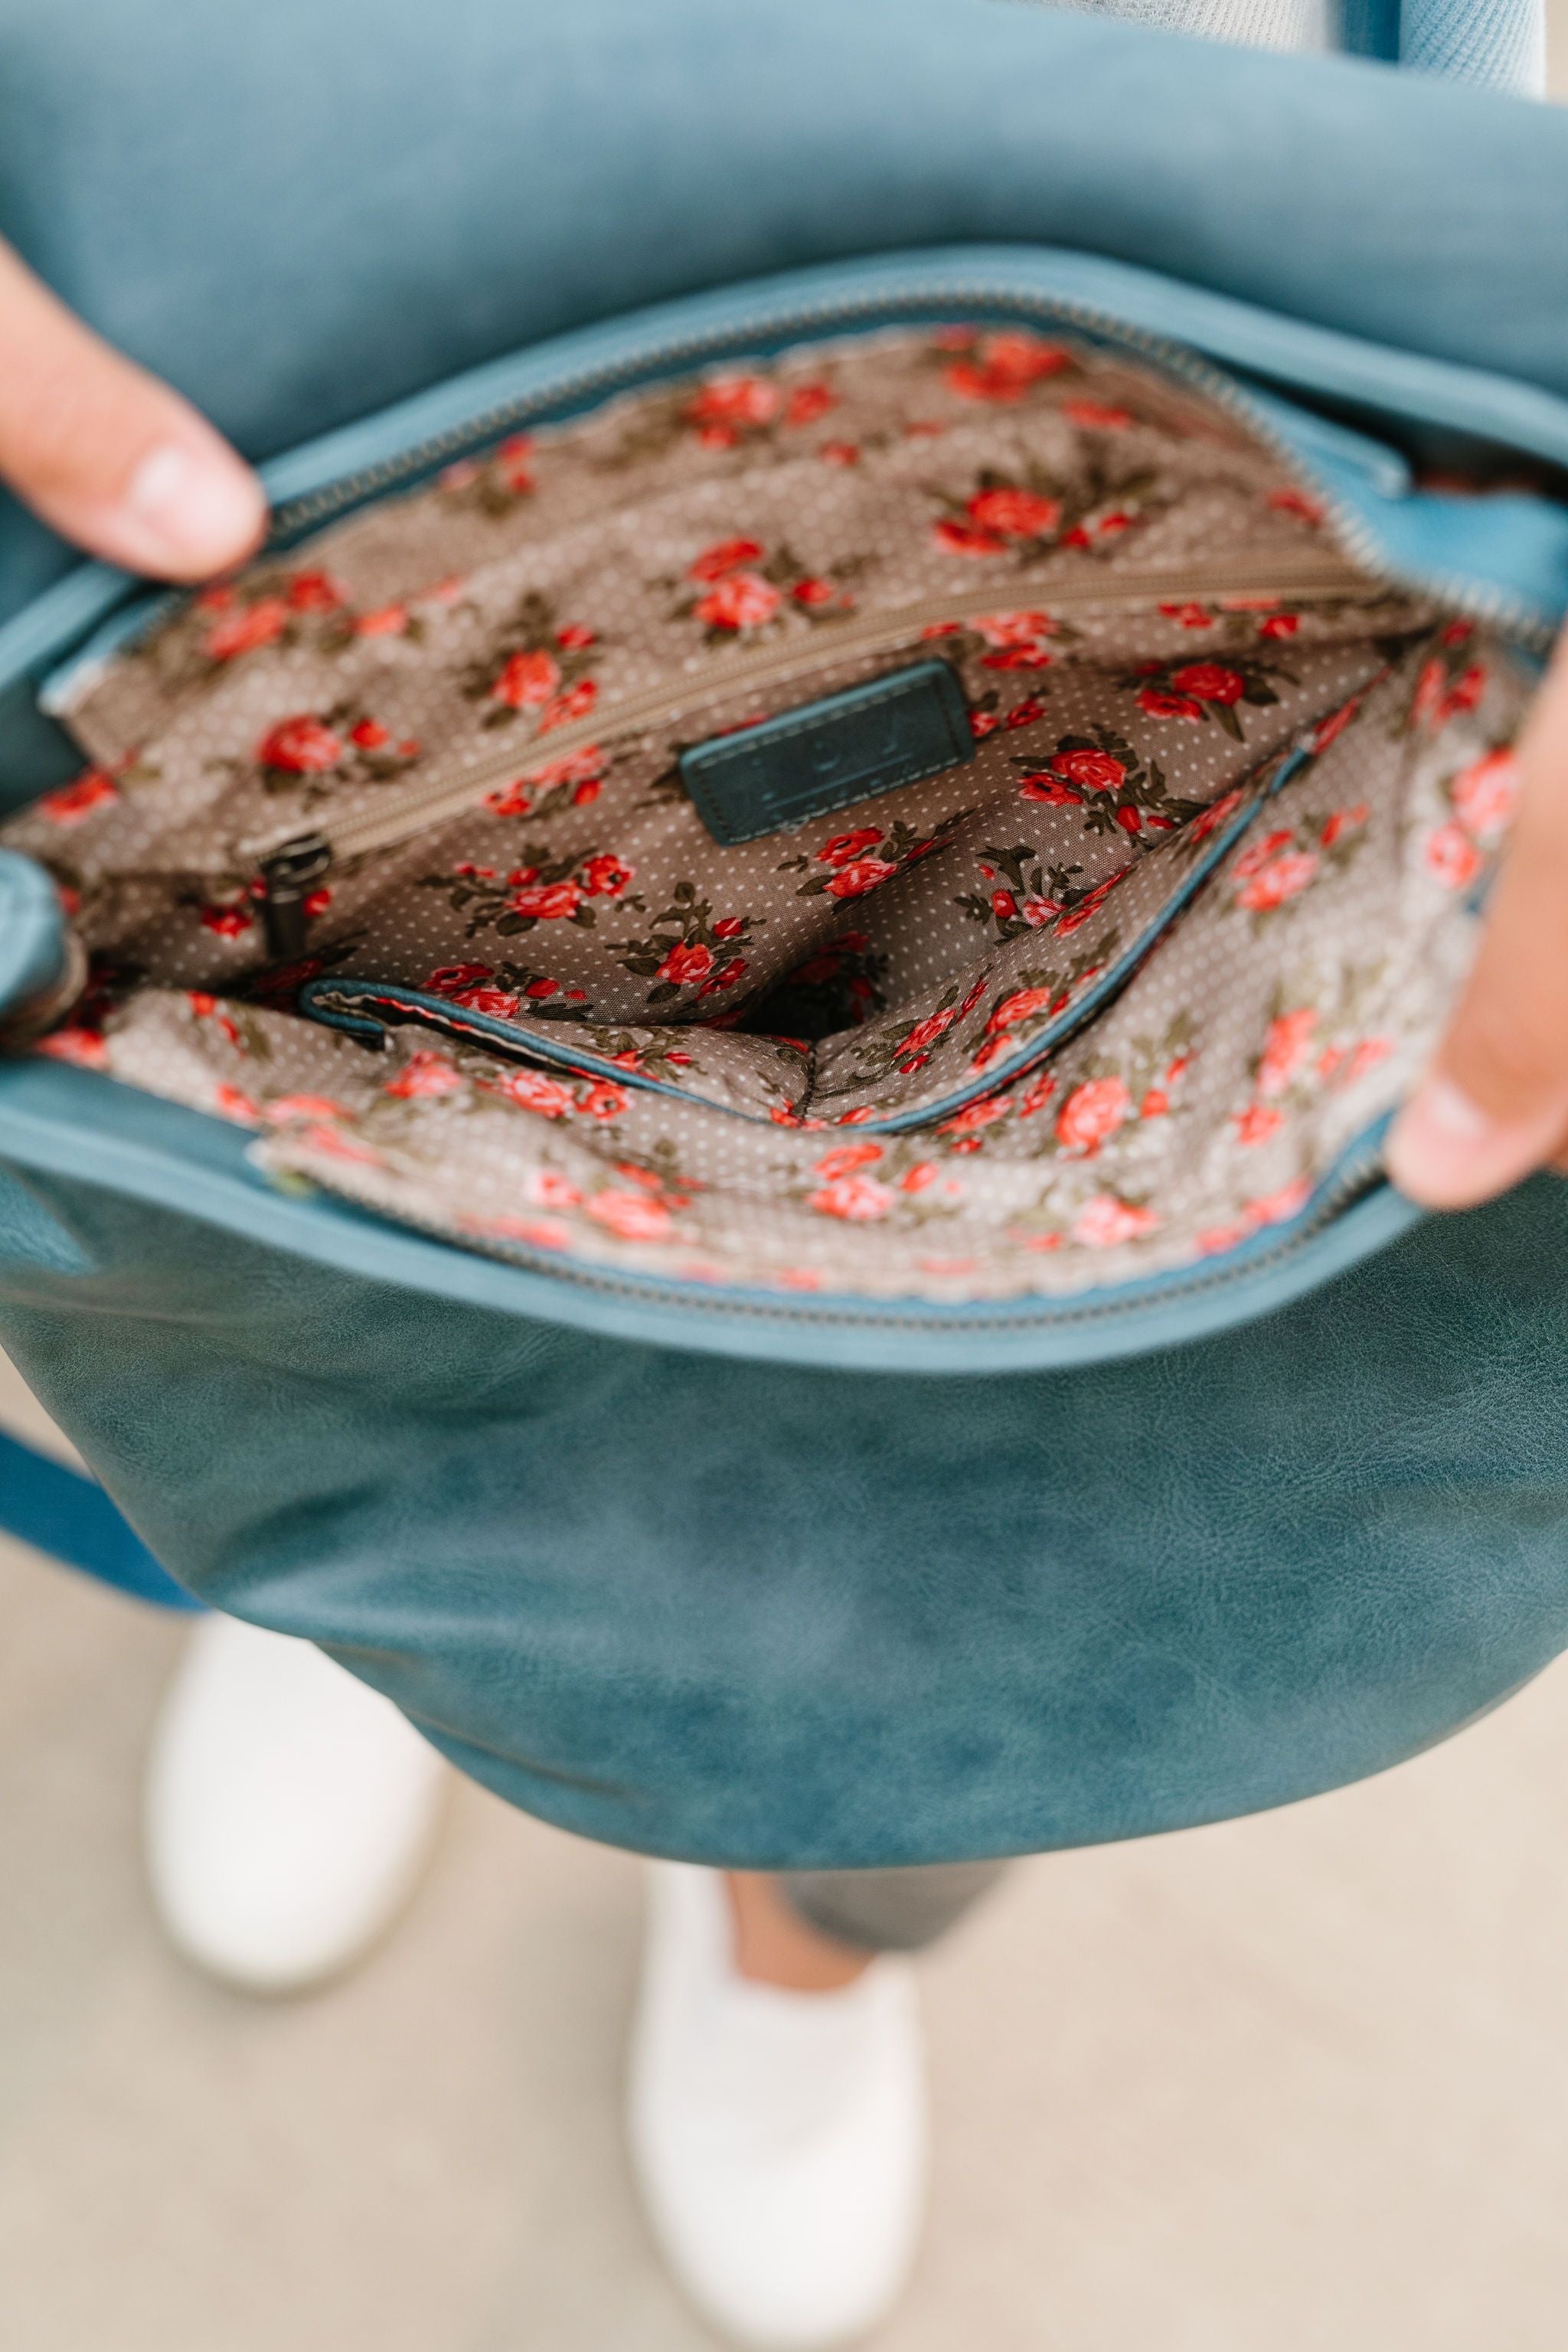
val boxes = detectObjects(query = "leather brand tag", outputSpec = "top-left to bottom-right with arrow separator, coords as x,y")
679,658 -> 975,846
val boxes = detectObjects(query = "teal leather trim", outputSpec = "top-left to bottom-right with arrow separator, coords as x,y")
0,853 -> 67,1024
0,1060 -> 1420,1373
1341,0 -> 1403,62
301,748 -> 1283,1142
26,245 -> 1568,718
300,978 -> 728,1105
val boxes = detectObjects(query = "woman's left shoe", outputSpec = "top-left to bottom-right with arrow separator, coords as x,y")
144,1614 -> 447,1994
627,1861 -> 929,2350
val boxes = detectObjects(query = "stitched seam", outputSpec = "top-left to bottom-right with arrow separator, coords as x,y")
691,658 -> 962,753
309,985 -> 753,1113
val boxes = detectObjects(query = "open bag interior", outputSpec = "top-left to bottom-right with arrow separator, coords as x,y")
0,323 -> 1530,1305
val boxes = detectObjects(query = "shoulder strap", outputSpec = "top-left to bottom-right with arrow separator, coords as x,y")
1343,0 -> 1545,90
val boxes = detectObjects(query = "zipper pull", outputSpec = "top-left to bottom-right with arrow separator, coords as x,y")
258,833 -> 332,961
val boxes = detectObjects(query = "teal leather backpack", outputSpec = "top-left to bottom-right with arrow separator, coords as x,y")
2,0 -> 1568,1869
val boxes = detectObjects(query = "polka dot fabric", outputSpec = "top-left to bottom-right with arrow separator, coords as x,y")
2,327 -> 1530,1302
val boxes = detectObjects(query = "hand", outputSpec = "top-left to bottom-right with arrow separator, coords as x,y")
0,237 -> 265,580
1388,630 -> 1568,1207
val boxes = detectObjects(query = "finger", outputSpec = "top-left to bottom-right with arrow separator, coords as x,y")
1387,635 -> 1568,1208
0,240 -> 266,578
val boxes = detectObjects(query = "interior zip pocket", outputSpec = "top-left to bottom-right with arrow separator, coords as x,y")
2,263 -> 1544,1347
243,554 -> 1371,957
299,737 -> 1302,1132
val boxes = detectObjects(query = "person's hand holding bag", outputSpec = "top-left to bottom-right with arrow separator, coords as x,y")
1390,636 -> 1568,1207
0,237 -> 264,581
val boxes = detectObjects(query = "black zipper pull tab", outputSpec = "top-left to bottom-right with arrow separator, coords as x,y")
258,834 -> 332,961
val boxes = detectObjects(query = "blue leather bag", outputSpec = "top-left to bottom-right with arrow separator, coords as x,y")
2,0 -> 1567,1868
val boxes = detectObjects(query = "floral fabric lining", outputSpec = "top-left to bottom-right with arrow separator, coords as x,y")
2,325 -> 1528,1302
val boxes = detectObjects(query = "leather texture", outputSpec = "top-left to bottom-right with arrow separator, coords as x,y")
0,1154 -> 1566,1864
0,0 -> 1566,1864
679,661 -> 977,848
0,851 -> 66,1032
3,0 -> 1568,636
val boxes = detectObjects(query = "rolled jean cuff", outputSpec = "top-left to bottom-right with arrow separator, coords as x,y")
779,1859 -> 1010,1953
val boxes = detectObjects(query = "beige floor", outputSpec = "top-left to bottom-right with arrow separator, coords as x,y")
5,1504 -> 1568,2352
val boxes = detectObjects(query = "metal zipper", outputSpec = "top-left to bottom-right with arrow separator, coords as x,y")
166,272 -> 1515,1328
259,1110 -> 1396,1338
305,733 -> 1302,1129
249,276 -> 1557,649
222,273 -> 1556,969
248,554 -> 1374,954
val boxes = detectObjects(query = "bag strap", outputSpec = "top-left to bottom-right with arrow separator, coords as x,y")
1343,0 -> 1545,90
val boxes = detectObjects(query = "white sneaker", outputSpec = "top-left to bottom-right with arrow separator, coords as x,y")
627,1863 -> 928,2349
144,1615 -> 446,1994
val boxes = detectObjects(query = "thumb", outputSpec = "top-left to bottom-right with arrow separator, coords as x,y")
0,239 -> 266,579
1386,632 -> 1568,1207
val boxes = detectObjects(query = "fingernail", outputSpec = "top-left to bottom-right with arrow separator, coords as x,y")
121,442 -> 265,573
1387,1075 -> 1505,1206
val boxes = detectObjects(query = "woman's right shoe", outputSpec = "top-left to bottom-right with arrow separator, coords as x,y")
144,1613 -> 447,1994
627,1861 -> 929,2350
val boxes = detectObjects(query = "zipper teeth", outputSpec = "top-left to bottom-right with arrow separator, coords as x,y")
266,1122 -> 1390,1335
242,556 -> 1371,869
185,278 -> 1470,1331
261,278 -> 1560,652
310,735 -> 1295,1135
230,276 -> 1554,878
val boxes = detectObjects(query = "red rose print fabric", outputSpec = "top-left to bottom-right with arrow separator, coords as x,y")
2,325 -> 1530,1303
